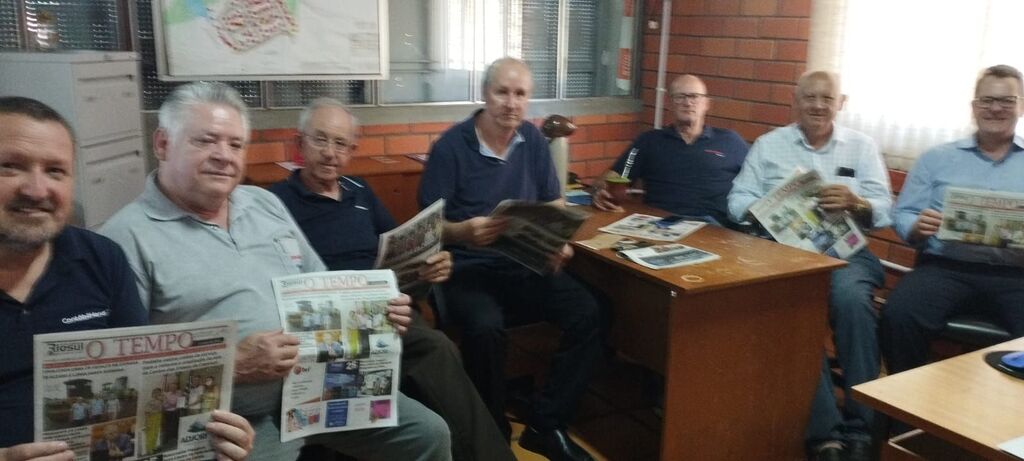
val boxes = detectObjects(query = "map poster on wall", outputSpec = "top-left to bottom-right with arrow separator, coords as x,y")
153,0 -> 389,81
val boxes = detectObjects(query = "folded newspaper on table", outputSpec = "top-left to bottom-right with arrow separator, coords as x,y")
937,187 -> 1024,249
597,213 -> 705,241
34,320 -> 237,461
488,200 -> 590,273
749,169 -> 866,259
374,199 -> 444,296
272,270 -> 402,441
618,243 -> 719,269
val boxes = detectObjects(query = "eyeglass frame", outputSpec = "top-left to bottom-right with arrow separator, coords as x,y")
973,95 -> 1021,109
301,132 -> 355,152
669,92 -> 708,104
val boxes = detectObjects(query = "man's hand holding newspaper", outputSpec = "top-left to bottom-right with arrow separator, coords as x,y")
235,330 -> 300,383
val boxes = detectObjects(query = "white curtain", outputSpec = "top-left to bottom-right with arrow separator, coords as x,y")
808,0 -> 1024,170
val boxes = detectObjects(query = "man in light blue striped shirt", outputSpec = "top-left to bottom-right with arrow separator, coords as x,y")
728,71 -> 892,461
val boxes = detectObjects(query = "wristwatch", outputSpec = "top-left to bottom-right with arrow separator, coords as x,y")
852,199 -> 871,215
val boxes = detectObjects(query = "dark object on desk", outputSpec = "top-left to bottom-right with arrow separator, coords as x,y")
653,215 -> 687,228
983,351 -> 1024,379
542,114 -> 576,138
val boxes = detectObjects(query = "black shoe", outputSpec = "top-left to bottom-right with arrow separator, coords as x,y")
845,439 -> 874,461
808,444 -> 844,461
519,426 -> 595,461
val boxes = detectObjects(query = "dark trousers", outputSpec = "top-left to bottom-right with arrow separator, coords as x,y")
880,255 -> 1024,374
400,312 -> 514,461
438,259 -> 604,435
298,310 -> 512,461
806,249 -> 884,448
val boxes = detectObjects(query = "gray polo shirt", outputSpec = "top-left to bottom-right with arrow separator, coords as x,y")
101,173 -> 326,417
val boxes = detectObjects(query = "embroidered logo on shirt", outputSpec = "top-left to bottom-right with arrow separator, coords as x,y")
704,149 -> 726,157
62,310 -> 110,324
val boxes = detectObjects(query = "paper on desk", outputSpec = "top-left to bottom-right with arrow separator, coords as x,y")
999,435 -> 1024,459
598,213 -> 704,242
575,233 -> 622,250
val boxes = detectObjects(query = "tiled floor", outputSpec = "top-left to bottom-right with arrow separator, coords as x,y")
504,324 -> 662,461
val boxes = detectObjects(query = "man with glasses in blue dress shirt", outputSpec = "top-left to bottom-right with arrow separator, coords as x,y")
881,64 -> 1024,376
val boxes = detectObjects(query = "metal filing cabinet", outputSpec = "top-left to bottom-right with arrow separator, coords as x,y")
0,51 -> 146,228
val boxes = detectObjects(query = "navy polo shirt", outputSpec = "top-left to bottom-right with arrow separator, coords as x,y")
0,227 -> 147,447
418,110 -> 560,266
612,125 -> 749,224
269,171 -> 397,270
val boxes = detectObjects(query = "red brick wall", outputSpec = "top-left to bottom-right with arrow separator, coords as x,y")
242,2 -> 813,183
246,115 -> 643,183
639,0 -> 812,140
244,0 -> 813,181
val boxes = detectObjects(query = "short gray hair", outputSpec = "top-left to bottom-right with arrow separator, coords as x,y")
481,57 -> 531,94
976,64 -> 1024,96
297,97 -> 359,134
157,82 -> 250,141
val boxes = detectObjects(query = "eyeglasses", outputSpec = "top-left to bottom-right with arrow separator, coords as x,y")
303,133 -> 353,152
670,93 -> 706,104
799,94 -> 837,106
974,96 -> 1020,109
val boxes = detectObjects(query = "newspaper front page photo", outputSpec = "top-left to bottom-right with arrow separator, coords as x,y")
34,320 -> 237,461
272,270 -> 403,442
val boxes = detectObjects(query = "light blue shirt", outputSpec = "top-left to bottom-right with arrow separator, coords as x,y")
728,123 -> 893,229
892,135 -> 1024,266
476,128 -> 524,161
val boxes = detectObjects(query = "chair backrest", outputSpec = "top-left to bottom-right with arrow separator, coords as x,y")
940,314 -> 1013,349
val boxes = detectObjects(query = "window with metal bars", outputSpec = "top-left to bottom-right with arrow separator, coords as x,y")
0,0 -> 637,109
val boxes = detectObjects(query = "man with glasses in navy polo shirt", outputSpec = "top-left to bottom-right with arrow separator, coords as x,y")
0,96 -> 254,461
269,98 -> 513,461
419,57 -> 603,461
593,74 -> 749,226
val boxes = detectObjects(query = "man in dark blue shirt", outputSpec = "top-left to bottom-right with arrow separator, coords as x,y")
593,74 -> 749,225
419,57 -> 603,461
0,97 -> 254,461
270,98 -> 513,461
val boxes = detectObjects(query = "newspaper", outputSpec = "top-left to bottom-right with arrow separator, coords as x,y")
272,270 -> 402,442
597,213 -> 705,242
373,199 -> 444,295
34,320 -> 237,461
565,189 -> 592,206
938,187 -> 1024,249
749,169 -> 866,259
488,200 -> 590,273
617,243 -> 719,270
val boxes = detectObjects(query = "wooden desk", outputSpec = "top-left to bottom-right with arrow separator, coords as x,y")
569,205 -> 846,460
244,156 -> 424,223
853,337 -> 1024,461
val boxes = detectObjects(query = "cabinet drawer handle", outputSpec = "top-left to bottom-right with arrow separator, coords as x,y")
78,74 -> 134,83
